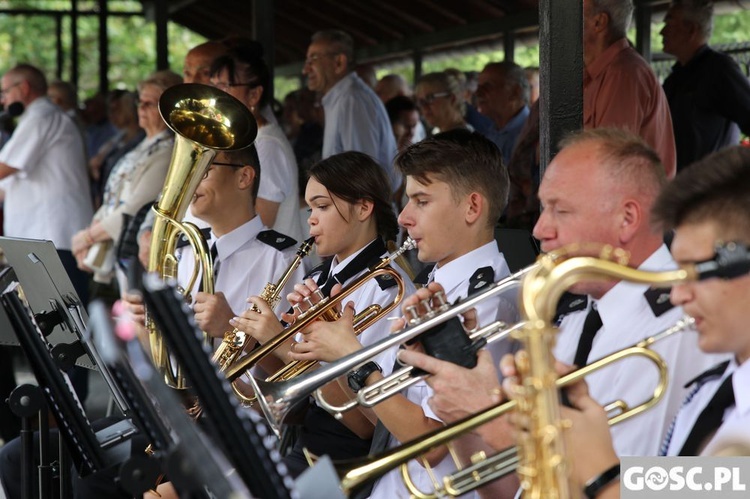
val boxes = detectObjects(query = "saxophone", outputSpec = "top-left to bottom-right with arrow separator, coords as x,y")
147,83 -> 256,389
514,245 -> 698,498
212,236 -> 315,370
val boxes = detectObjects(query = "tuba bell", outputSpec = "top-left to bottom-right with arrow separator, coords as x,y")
147,83 -> 257,389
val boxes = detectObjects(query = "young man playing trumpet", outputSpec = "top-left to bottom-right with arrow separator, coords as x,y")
280,129 -> 518,497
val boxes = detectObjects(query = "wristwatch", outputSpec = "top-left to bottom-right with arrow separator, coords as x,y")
347,361 -> 382,393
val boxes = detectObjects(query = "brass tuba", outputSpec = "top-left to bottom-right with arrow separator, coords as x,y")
147,83 -> 257,389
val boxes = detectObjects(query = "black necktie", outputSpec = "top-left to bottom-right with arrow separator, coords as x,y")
211,242 -> 221,283
316,238 -> 387,298
679,373 -> 735,456
197,242 -> 219,293
573,303 -> 602,367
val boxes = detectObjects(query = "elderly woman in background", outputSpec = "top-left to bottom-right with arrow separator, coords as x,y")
88,90 -> 146,208
414,71 -> 471,134
71,70 -> 182,285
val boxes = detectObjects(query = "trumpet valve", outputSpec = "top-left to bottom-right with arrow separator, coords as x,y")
419,298 -> 437,319
405,305 -> 420,325
470,451 -> 488,465
434,290 -> 449,310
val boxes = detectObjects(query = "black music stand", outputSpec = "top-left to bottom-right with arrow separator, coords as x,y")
0,237 -> 94,368
141,274 -> 299,499
87,300 -> 253,499
0,271 -> 136,496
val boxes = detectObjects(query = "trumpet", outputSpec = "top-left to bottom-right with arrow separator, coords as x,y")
243,264 -> 533,435
331,315 -> 692,498
315,243 -> 750,497
212,237 -> 314,370
398,316 -> 695,498
224,238 -> 417,408
315,315 -> 527,418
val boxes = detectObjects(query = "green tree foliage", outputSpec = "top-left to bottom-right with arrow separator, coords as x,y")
0,0 -> 204,99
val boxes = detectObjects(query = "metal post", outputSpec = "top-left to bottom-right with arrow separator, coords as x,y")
71,0 -> 79,88
253,0 -> 275,100
55,14 -> 63,81
635,3 -> 653,62
98,0 -> 109,94
538,0 -> 583,176
504,30 -> 516,62
413,50 -> 423,84
154,0 -> 169,70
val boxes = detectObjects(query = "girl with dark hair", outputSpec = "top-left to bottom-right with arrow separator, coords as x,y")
231,151 -> 416,476
209,42 -> 306,243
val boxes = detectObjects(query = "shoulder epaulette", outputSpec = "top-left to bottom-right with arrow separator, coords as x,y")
553,292 -> 588,325
176,227 -> 212,249
257,230 -> 297,251
644,287 -> 676,317
375,272 -> 399,290
468,266 -> 495,296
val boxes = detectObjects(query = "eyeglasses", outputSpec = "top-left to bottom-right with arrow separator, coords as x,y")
303,52 -> 340,66
416,92 -> 450,108
211,81 -> 259,93
0,82 -> 21,97
136,99 -> 157,109
202,162 -> 246,179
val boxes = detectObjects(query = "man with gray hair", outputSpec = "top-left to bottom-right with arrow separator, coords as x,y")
583,0 -> 677,178
475,60 -> 530,165
0,64 -> 93,300
661,0 -> 750,171
303,30 -> 401,193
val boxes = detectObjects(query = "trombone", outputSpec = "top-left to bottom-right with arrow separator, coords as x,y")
224,238 -> 417,407
334,316 -> 694,498
244,264 -> 534,435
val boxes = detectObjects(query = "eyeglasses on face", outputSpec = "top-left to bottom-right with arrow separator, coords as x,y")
416,92 -> 450,108
0,82 -> 21,97
303,52 -> 340,66
135,98 -> 158,109
202,162 -> 246,179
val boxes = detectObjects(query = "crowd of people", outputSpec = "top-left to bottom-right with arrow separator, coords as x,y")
1,0 -> 750,498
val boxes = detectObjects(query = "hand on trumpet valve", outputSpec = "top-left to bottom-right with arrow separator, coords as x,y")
391,282 -> 464,336
288,301 -> 363,363
287,278 -> 331,318
229,296 -> 284,346
193,291 -> 234,338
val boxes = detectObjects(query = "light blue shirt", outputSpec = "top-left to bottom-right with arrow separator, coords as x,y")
488,104 -> 530,166
321,72 -> 401,192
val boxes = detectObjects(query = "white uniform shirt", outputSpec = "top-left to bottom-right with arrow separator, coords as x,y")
664,357 -> 750,456
554,245 -> 725,456
321,73 -> 401,192
0,97 -> 93,250
370,241 -> 518,499
177,216 -> 309,320
255,124 -> 306,243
